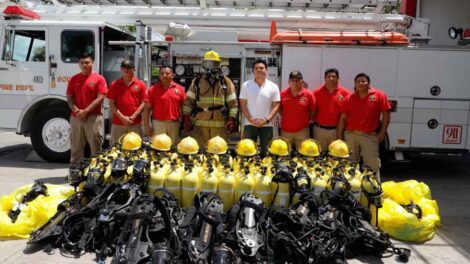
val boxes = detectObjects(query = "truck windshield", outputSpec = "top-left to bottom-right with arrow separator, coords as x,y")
3,30 -> 46,62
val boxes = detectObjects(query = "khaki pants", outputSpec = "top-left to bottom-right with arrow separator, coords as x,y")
110,124 -> 142,146
345,131 -> 381,171
153,120 -> 180,146
192,126 -> 228,147
70,115 -> 103,164
281,128 -> 309,149
313,125 -> 337,153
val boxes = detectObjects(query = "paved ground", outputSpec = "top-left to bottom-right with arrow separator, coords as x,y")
0,132 -> 469,263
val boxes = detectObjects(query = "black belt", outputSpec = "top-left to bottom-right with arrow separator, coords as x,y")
315,123 -> 336,130
196,106 -> 223,112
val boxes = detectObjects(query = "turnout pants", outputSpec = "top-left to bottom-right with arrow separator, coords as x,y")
192,126 -> 229,147
70,115 -> 103,164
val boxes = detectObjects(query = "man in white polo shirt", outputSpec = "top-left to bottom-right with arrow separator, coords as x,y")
239,59 -> 281,157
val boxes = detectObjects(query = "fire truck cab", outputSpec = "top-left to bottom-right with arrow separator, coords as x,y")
0,6 -> 135,162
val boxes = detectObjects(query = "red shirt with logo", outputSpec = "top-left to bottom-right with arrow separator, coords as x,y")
146,81 -> 186,121
107,77 -> 147,125
280,87 -> 316,133
341,87 -> 391,133
66,72 -> 108,117
313,84 -> 351,126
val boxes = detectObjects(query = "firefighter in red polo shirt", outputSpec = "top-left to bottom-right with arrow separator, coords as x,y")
107,59 -> 147,145
66,52 -> 107,164
312,68 -> 351,152
280,70 -> 316,149
338,73 -> 391,176
143,66 -> 186,145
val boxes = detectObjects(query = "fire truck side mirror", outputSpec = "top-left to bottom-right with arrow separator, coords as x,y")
4,51 -> 12,61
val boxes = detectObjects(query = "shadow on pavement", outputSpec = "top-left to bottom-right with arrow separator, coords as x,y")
0,147 -> 67,170
35,176 -> 68,185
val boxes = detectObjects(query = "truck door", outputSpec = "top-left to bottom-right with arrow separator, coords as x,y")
0,26 -> 48,129
47,26 -> 99,95
411,99 -> 469,149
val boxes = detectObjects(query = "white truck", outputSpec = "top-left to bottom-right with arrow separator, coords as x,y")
158,40 -> 470,160
0,6 -> 137,162
1,5 -> 470,162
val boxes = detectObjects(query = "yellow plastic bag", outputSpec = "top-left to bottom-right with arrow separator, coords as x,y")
382,180 -> 431,204
379,180 -> 440,242
0,184 -> 74,239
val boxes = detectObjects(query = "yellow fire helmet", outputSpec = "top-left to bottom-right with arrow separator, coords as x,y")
120,132 -> 142,151
299,139 -> 321,157
151,133 -> 172,152
207,136 -> 228,155
328,139 -> 350,158
268,138 -> 290,156
177,136 -> 200,155
236,139 -> 258,157
203,50 -> 220,62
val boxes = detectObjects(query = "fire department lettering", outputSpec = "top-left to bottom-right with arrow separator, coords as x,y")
0,84 -> 13,90
58,76 -> 72,82
0,84 -> 34,91
16,85 -> 34,91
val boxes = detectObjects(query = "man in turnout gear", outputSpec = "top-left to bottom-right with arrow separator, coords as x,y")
183,50 -> 238,146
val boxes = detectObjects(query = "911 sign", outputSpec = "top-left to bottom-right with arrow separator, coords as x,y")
442,125 -> 463,144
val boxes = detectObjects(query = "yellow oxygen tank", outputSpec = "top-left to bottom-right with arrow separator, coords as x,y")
253,166 -> 272,207
181,164 -> 200,208
359,174 -> 383,227
201,165 -> 218,194
103,158 -> 112,183
83,156 -> 97,176
217,165 -> 236,211
271,162 -> 291,208
236,166 -> 255,201
346,166 -> 362,200
147,161 -> 168,195
165,164 -> 184,204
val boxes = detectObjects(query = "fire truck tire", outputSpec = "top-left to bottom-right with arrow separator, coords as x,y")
31,108 -> 71,163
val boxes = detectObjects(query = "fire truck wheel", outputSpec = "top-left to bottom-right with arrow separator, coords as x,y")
31,108 -> 71,163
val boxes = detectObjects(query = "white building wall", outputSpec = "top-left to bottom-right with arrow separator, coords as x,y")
420,0 -> 470,45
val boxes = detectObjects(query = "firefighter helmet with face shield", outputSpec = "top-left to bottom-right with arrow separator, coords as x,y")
328,139 -> 350,158
207,136 -> 228,155
268,138 -> 290,156
151,133 -> 172,152
236,139 -> 257,157
299,139 -> 321,157
202,50 -> 221,73
120,132 -> 142,151
177,136 -> 200,155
